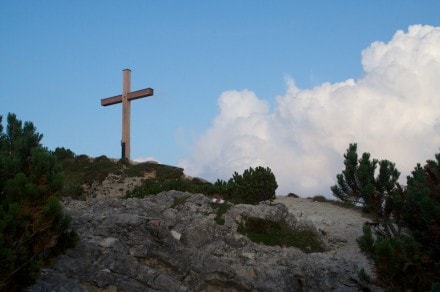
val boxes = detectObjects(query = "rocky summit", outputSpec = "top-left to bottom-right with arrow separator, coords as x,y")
30,191 -> 377,291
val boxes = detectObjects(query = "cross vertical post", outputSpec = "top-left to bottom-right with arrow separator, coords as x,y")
101,69 -> 154,160
122,69 -> 131,159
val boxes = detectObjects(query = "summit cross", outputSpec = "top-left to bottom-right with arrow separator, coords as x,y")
101,69 -> 154,160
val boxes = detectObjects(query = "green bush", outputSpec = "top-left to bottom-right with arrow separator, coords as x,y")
126,166 -> 278,205
308,195 -> 328,202
287,192 -> 300,198
224,166 -> 278,204
63,183 -> 85,200
0,114 -> 78,291
53,147 -> 75,161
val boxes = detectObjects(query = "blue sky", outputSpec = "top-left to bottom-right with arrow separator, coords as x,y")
1,1 -> 440,196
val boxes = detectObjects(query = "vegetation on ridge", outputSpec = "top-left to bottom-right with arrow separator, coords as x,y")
237,217 -> 326,253
127,165 -> 277,205
332,143 -> 440,291
0,114 -> 78,291
4,112 -> 439,290
54,149 -> 185,200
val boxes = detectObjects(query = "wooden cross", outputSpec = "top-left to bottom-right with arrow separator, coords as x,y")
101,69 -> 154,160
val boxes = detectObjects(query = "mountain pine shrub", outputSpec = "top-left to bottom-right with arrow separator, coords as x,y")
331,143 -> 400,214
222,166 -> 278,204
126,165 -> 278,205
0,114 -> 78,291
333,143 -> 440,290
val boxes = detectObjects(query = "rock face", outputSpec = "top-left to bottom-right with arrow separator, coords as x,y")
85,174 -> 145,199
30,191 -> 376,291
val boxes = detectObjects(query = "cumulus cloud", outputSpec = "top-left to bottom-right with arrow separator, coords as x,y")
179,25 -> 440,197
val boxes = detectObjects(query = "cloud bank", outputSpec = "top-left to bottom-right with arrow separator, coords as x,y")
179,25 -> 440,197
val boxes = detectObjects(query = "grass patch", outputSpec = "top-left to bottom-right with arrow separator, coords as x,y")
171,195 -> 190,209
237,217 -> 326,253
57,155 -> 122,197
210,202 -> 232,225
308,195 -> 328,202
62,183 -> 85,200
57,155 -> 120,184
55,152 -> 191,198
122,162 -> 151,177
125,178 -> 218,198
123,162 -> 184,179
307,195 -> 373,218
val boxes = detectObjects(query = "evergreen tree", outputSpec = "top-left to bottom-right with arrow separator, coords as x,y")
404,157 -> 440,261
0,113 -> 78,291
357,156 -> 440,290
333,144 -> 440,290
331,143 -> 401,219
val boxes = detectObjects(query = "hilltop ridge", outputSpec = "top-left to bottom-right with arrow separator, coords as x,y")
25,153 -> 381,291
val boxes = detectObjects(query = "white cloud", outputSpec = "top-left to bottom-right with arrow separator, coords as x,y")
179,25 -> 440,197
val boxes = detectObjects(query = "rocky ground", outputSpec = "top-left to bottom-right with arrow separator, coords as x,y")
275,197 -> 373,275
29,174 -> 380,291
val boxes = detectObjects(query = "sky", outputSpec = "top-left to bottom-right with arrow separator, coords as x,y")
1,1 -> 440,197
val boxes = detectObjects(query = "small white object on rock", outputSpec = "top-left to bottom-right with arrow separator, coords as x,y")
211,198 -> 225,204
99,237 -> 118,248
171,230 -> 182,240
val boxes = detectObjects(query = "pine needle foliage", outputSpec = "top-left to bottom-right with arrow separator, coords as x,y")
331,143 -> 401,215
0,114 -> 78,291
220,166 -> 278,204
333,143 -> 440,290
127,166 -> 278,205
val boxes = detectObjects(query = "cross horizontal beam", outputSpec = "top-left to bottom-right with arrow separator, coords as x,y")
101,88 -> 154,106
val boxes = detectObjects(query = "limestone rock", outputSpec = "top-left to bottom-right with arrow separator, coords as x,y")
30,191 -> 381,291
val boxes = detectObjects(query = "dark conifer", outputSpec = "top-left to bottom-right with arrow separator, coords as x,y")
333,143 -> 440,290
0,113 -> 78,291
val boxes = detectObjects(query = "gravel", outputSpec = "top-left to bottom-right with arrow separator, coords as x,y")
275,196 -> 374,274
